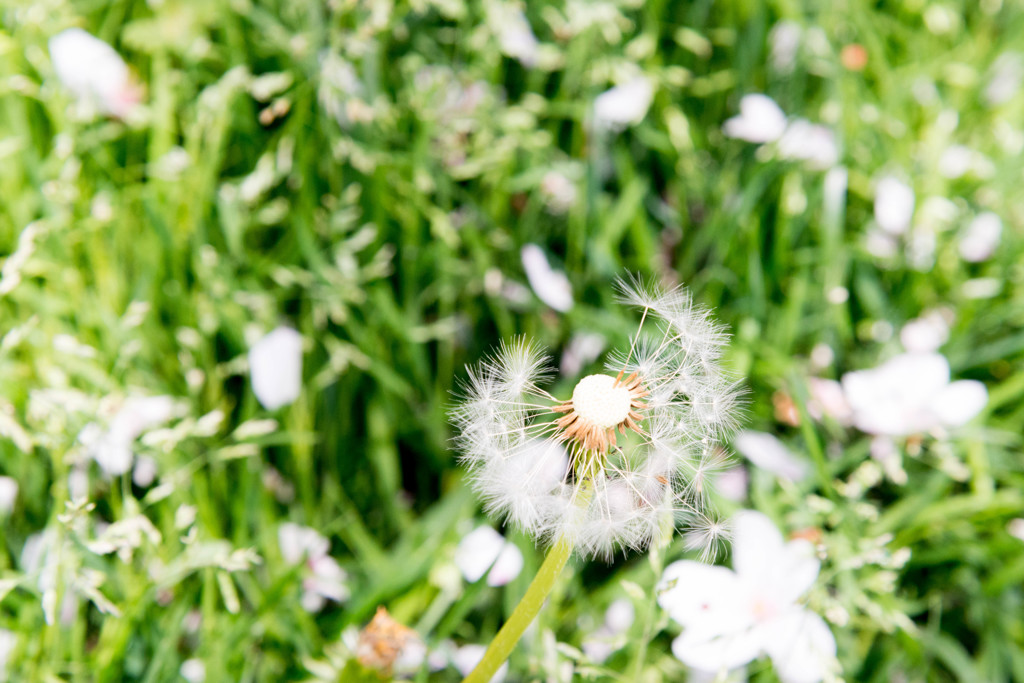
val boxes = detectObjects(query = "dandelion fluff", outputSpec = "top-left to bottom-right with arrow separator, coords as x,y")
452,276 -> 743,559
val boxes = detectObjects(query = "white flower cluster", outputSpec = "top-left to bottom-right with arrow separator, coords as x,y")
452,277 -> 743,559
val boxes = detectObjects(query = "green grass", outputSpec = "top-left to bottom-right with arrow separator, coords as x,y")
1,0 -> 1023,680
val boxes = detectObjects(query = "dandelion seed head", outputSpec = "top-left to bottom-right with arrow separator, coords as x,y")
452,275 -> 743,560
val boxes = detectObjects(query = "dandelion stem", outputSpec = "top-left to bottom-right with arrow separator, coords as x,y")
461,537 -> 573,683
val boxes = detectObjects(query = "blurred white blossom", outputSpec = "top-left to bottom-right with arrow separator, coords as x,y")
0,629 -> 15,678
82,395 -> 177,477
874,177 -> 915,235
582,598 -> 635,663
900,310 -> 951,353
733,431 -> 809,482
180,659 -> 205,683
593,77 -> 654,131
452,644 -> 508,683
0,477 -> 17,515
488,2 -> 540,67
521,244 -> 573,312
722,94 -> 787,143
250,326 -> 303,410
985,52 -> 1023,106
278,523 -> 350,612
841,353 -> 987,437
540,170 -> 578,214
769,21 -> 802,72
49,28 -> 141,119
659,511 -> 836,683
959,212 -> 1002,263
454,525 -> 524,587
776,119 -> 838,169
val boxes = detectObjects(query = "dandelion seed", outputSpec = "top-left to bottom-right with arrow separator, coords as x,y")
452,276 -> 743,559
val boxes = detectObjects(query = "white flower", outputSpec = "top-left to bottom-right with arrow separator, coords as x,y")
249,326 -> 303,410
722,94 -> 787,144
0,476 -> 17,515
489,2 -> 540,67
769,21 -> 802,73
733,431 -> 809,482
658,511 -> 837,683
714,467 -> 748,502
776,119 -> 838,170
593,77 -> 654,131
454,525 -> 524,587
85,395 -> 176,476
278,523 -> 350,612
452,276 -> 742,559
521,244 -> 573,312
985,52 -> 1023,106
49,28 -> 140,118
938,145 -> 974,179
873,177 -> 915,235
452,644 -> 508,683
540,171 -> 578,214
0,629 -> 15,676
582,597 -> 635,663
180,659 -> 206,683
560,332 -> 606,378
806,378 -> 852,425
959,212 -> 1002,263
900,310 -> 951,353
841,353 -> 987,437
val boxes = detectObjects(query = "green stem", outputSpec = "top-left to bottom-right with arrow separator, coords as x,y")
462,537 -> 573,683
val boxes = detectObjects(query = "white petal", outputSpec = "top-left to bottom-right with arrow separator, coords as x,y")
278,523 -> 329,564
873,176 -> 915,235
733,431 -> 809,482
94,440 -> 134,476
454,525 -> 522,586
487,540 -> 524,587
131,455 -> 158,488
959,212 -> 1002,263
762,609 -> 837,683
0,476 -> 18,515
593,77 -> 654,130
249,327 -> 303,410
807,378 -> 852,424
0,629 -> 16,673
672,628 -> 763,673
732,511 -> 819,604
180,659 -> 206,683
841,353 -> 951,436
715,466 -> 749,502
604,598 -> 635,633
49,28 -> 135,117
452,644 -> 508,682
900,313 -> 950,353
777,119 -> 839,169
930,380 -> 987,427
658,561 -> 747,631
521,244 -> 573,312
722,94 -> 787,143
